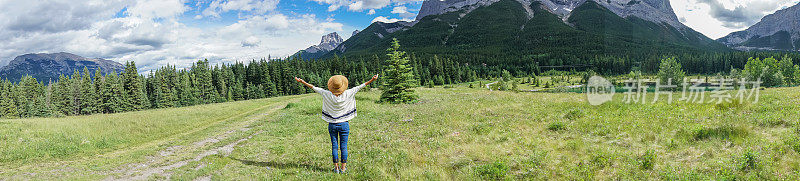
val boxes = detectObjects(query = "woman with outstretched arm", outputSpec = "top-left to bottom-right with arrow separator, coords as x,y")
294,74 -> 378,174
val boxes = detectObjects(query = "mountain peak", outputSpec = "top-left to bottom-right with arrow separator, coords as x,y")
293,32 -> 345,59
320,32 -> 343,45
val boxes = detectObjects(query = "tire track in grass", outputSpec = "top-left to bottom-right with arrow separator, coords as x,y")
100,96 -> 302,159
107,96 -> 305,180
8,95 -> 306,179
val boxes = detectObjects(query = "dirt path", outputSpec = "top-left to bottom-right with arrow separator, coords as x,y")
7,96 -> 305,180
103,97 -> 302,180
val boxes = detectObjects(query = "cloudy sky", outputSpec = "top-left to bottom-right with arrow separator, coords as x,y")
0,0 -> 797,72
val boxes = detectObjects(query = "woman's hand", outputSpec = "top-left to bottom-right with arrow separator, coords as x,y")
365,74 -> 378,85
295,77 -> 314,88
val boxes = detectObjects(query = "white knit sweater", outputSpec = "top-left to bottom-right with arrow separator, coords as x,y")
312,83 -> 366,123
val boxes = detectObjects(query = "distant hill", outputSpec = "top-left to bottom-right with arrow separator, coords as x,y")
718,2 -> 800,51
0,52 -> 124,82
324,0 -> 729,60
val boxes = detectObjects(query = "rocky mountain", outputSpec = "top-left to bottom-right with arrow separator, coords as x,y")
0,52 -> 124,82
417,0 -> 685,28
352,30 -> 361,37
324,0 -> 728,59
293,32 -> 344,59
718,3 -> 800,51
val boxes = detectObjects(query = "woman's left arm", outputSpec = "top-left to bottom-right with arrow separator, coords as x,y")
364,74 -> 378,86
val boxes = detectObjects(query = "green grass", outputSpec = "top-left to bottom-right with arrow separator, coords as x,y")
2,86 -> 800,180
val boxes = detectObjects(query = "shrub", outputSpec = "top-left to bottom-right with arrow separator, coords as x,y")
511,81 -> 519,92
501,69 -> 512,82
714,99 -> 746,111
738,150 -> 759,171
283,103 -> 298,109
638,150 -> 656,170
778,55 -> 799,85
786,135 -> 800,153
590,153 -> 611,168
472,123 -> 493,135
563,109 -> 585,120
475,161 -> 510,181
547,122 -> 566,131
690,125 -> 749,141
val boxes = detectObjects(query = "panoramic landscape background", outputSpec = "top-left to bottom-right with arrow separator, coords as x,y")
2,0 -> 800,180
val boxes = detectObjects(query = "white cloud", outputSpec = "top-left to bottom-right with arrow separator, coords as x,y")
367,9 -> 376,15
391,6 -> 407,14
0,0 -> 128,34
391,6 -> 416,18
348,1 -> 364,11
126,0 -> 187,19
672,0 -> 800,39
0,0 -> 345,73
201,0 -> 280,18
242,36 -> 261,47
371,16 -> 413,23
312,0 -> 421,12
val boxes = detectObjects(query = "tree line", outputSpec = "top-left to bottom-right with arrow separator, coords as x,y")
0,49 -> 483,119
2,42 -> 800,118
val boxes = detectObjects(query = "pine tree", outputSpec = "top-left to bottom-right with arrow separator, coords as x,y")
194,59 -> 217,103
177,72 -> 197,106
79,67 -> 97,115
93,68 -> 104,114
45,81 -> 55,116
121,61 -> 148,110
379,38 -> 418,104
52,75 -> 69,116
502,69 -> 512,82
657,57 -> 685,85
68,70 -> 83,115
0,79 -> 19,118
101,71 -> 124,113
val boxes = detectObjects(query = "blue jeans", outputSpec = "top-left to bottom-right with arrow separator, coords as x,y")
328,122 -> 349,163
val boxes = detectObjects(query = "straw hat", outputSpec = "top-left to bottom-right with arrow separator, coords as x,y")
327,75 -> 349,96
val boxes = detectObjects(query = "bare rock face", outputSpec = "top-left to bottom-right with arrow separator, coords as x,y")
416,0 -> 501,21
352,30 -> 361,37
304,32 -> 344,53
592,0 -> 684,28
416,0 -> 686,29
0,52 -> 124,82
718,3 -> 800,51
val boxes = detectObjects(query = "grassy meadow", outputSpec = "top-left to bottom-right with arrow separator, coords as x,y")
2,83 -> 800,180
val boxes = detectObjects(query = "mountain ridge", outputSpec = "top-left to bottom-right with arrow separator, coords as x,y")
323,0 -> 728,60
718,3 -> 800,51
0,52 -> 124,82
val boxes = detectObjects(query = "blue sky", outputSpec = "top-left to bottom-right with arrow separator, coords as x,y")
0,0 -> 796,73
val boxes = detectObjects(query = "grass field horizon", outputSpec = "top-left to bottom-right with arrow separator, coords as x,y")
2,84 -> 800,180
